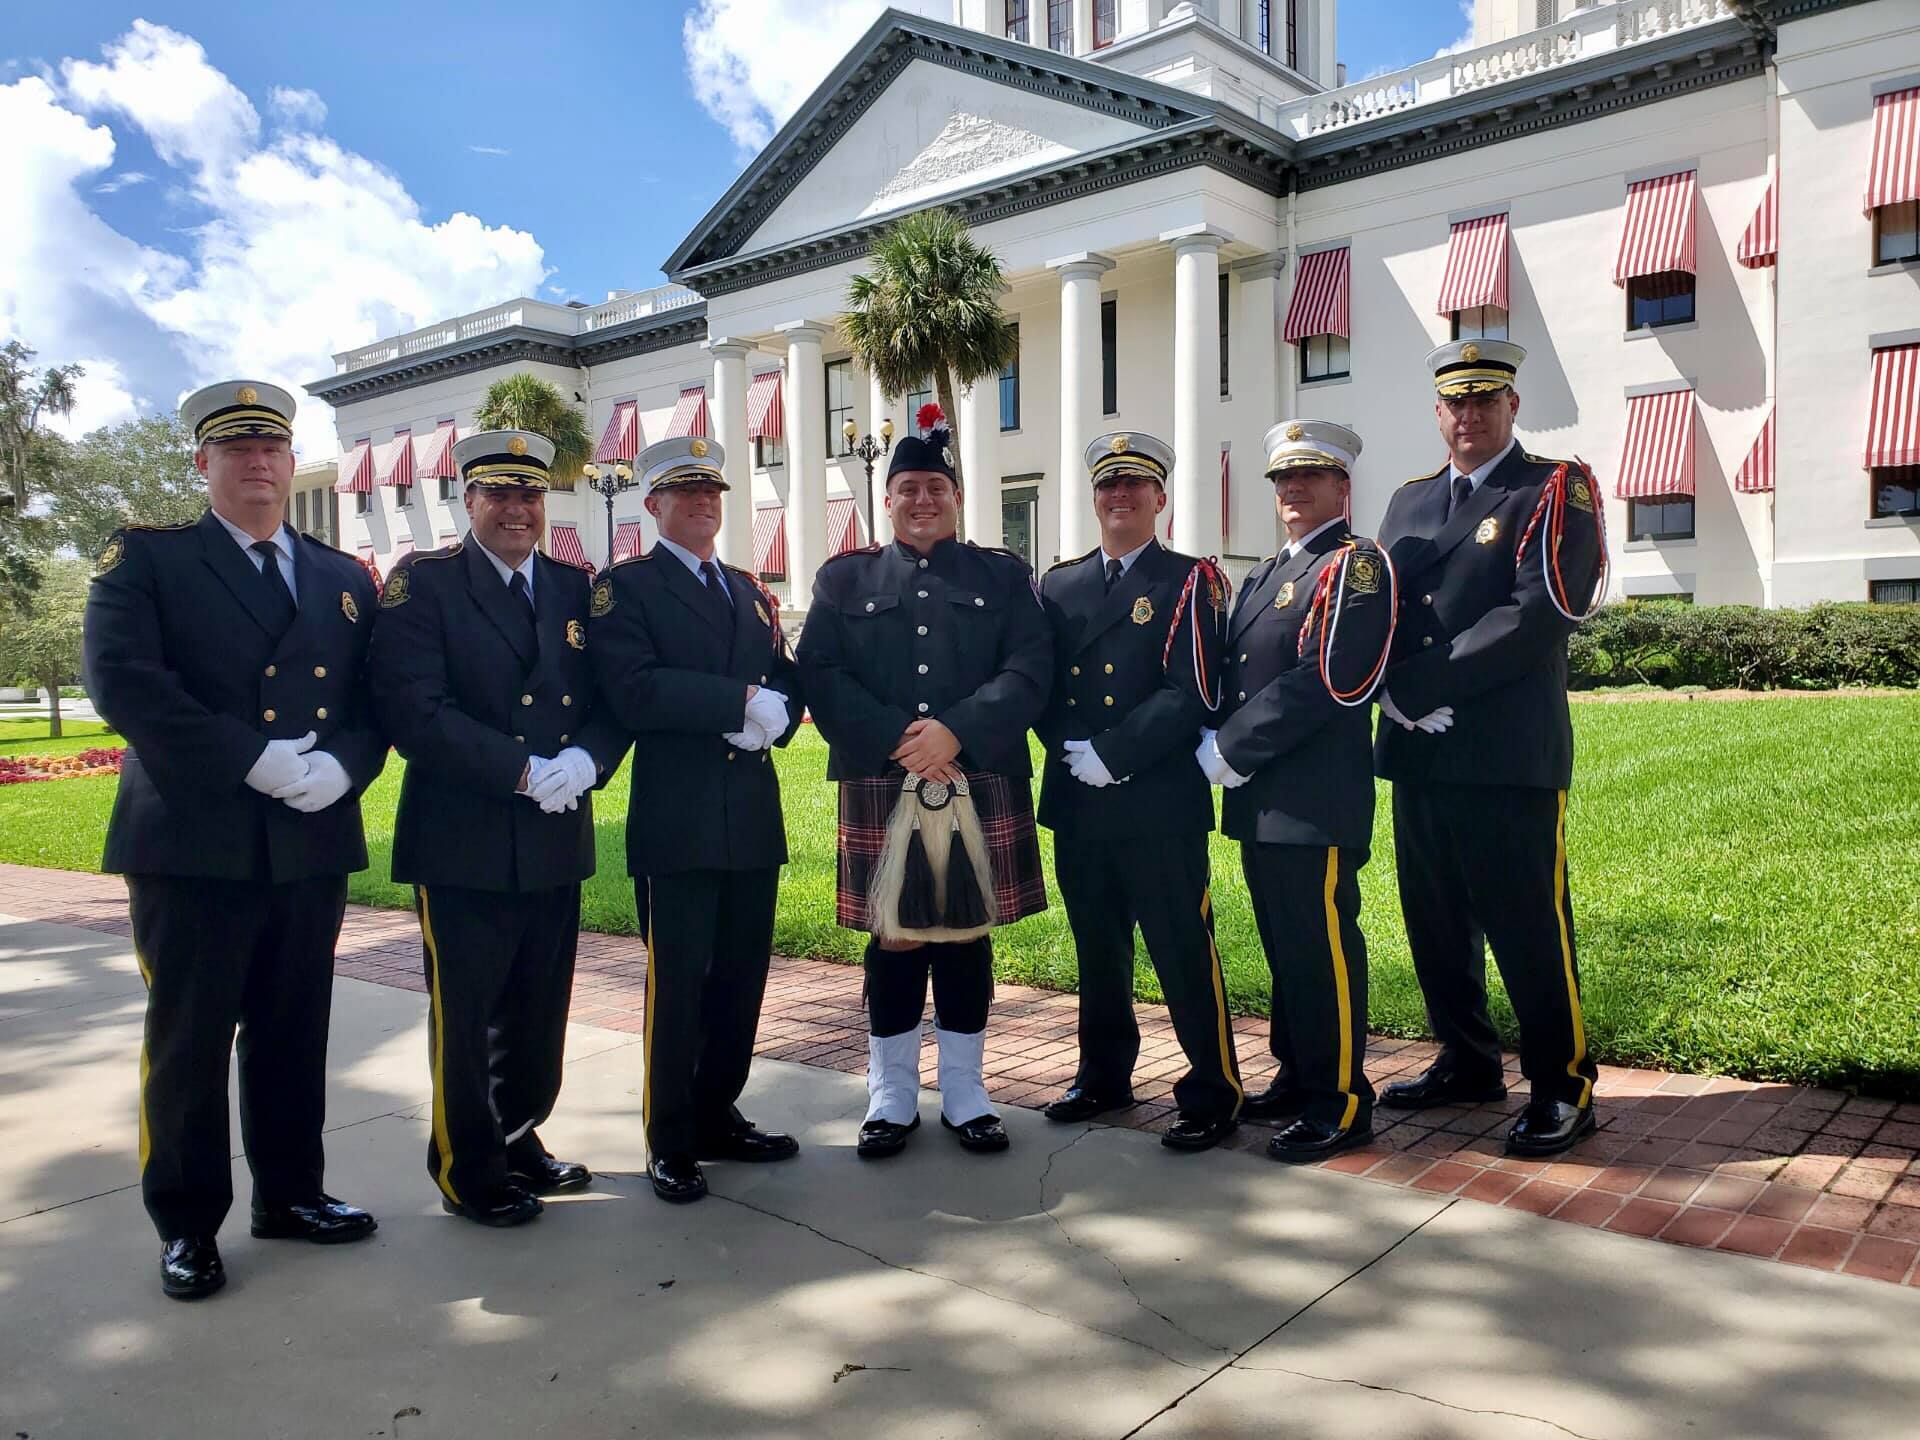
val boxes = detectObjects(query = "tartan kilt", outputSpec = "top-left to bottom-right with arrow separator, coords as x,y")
836,771 -> 1047,932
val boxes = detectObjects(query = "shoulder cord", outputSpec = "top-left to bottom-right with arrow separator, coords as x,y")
1515,459 -> 1611,623
1297,542 -> 1399,707
1162,557 -> 1232,711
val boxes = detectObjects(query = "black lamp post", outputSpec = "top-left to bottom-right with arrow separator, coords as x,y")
578,460 -> 636,565
841,417 -> 893,545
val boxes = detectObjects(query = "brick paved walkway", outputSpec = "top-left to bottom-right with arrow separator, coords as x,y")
8,860 -> 1919,1287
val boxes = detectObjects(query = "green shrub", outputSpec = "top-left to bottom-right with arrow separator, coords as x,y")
1570,601 -> 1920,690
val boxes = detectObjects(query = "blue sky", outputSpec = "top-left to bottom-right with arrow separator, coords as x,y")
2,1 -> 1471,452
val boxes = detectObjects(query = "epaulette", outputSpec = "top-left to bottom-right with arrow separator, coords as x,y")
1044,551 -> 1094,573
1403,467 -> 1447,486
1523,452 -> 1567,468
608,548 -> 654,568
124,519 -> 196,532
409,541 -> 463,562
968,542 -> 1035,572
817,545 -> 882,571
298,529 -> 347,554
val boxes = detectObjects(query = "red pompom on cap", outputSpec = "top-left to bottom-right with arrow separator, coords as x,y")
915,402 -> 946,437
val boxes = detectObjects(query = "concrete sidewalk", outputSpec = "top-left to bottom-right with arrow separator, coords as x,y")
2,914 -> 1916,1440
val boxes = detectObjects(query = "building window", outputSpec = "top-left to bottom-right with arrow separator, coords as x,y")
1627,496 -> 1695,541
1535,0 -> 1556,25
354,491 -> 370,516
318,489 -> 339,544
1875,200 -> 1920,265
1870,578 -> 1920,604
905,377 -> 935,420
1627,271 -> 1695,331
393,483 -> 411,510
1644,592 -> 1695,604
1298,334 -> 1351,383
1219,273 -> 1231,397
1004,0 -> 1030,42
1048,0 -> 1071,52
1093,0 -> 1116,48
756,435 -> 786,470
1101,297 -> 1118,414
1452,305 -> 1510,341
1286,0 -> 1298,69
1002,483 -> 1039,569
1000,325 -> 1021,432
1873,466 -> 1920,519
1257,0 -> 1270,53
825,359 -> 854,457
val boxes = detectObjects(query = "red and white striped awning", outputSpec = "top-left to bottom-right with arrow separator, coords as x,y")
1283,246 -> 1351,343
666,387 -> 710,440
1435,212 -> 1510,315
594,400 -> 640,463
1737,176 -> 1778,269
827,495 -> 864,553
547,523 -> 591,571
1734,407 -> 1775,494
753,504 -> 787,575
611,521 -> 644,563
1864,86 -> 1920,216
1616,388 -> 1697,499
413,421 -> 459,481
1614,170 -> 1698,285
374,431 -> 416,488
1866,343 -> 1920,469
747,371 -> 785,441
334,440 -> 374,494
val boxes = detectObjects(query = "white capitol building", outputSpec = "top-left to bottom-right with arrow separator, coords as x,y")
309,0 -> 1920,610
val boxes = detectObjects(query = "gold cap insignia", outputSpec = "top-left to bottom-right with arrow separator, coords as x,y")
1347,553 -> 1380,595
1109,434 -> 1131,454
566,619 -> 586,650
1475,517 -> 1500,545
237,385 -> 258,405
689,438 -> 709,459
1461,343 -> 1480,364
1284,423 -> 1304,442
507,436 -> 529,457
340,590 -> 359,624
1131,595 -> 1154,626
590,578 -> 614,618
1275,580 -> 1295,610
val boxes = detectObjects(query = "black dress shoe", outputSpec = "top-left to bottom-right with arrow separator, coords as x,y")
1267,1117 -> 1375,1164
1239,1082 -> 1307,1121
1377,1063 -> 1508,1111
857,1115 -> 919,1159
694,1126 -> 800,1162
1160,1113 -> 1239,1152
1042,1087 -> 1137,1124
508,1153 -> 593,1195
1506,1099 -> 1597,1157
251,1193 -> 378,1244
941,1114 -> 1010,1153
649,1154 -> 708,1203
441,1185 -> 543,1228
160,1236 -> 225,1301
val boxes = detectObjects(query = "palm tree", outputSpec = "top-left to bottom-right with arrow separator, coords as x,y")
841,209 -> 1019,500
472,372 -> 591,493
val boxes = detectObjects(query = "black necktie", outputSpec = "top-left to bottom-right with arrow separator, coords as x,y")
251,541 -> 296,640
1104,557 -> 1123,592
506,570 -> 537,652
699,559 -> 734,629
1450,474 -> 1474,519
508,569 -> 534,616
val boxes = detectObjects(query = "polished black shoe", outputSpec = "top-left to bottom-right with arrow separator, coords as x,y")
160,1236 -> 225,1301
649,1153 -> 708,1203
1506,1099 -> 1597,1157
1267,1117 -> 1375,1164
251,1193 -> 378,1244
1239,1082 -> 1307,1121
694,1126 -> 800,1162
441,1185 -> 543,1228
1042,1087 -> 1137,1124
1377,1063 -> 1508,1111
857,1115 -> 920,1159
942,1114 -> 1011,1153
1160,1113 -> 1239,1152
507,1153 -> 592,1195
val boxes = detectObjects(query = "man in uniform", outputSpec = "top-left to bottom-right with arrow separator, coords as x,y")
1034,430 -> 1243,1151
83,380 -> 385,1300
797,410 -> 1052,1159
589,436 -> 803,1204
369,430 -> 628,1225
1199,421 -> 1400,1162
1373,341 -> 1607,1157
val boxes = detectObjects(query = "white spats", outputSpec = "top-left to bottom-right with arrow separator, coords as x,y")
935,1026 -> 996,1128
865,1028 -> 922,1126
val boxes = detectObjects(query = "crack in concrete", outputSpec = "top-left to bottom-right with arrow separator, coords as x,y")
710,1187 -> 1208,1372
1227,1363 -> 1615,1440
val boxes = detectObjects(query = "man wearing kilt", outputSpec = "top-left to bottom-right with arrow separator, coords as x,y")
1199,421 -> 1400,1162
797,408 -> 1052,1159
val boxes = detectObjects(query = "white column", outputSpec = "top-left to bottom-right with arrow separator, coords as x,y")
706,338 -> 752,570
1050,251 -> 1114,561
959,377 -> 1002,549
1166,227 -> 1227,559
777,321 -> 830,608
866,369 -> 896,547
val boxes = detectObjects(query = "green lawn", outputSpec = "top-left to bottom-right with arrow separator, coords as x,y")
0,717 -> 117,755
4,697 -> 1917,1096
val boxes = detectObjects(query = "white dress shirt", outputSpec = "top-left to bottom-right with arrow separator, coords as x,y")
1280,514 -> 1347,564
211,510 -> 298,604
472,537 -> 538,604
654,535 -> 731,604
1098,536 -> 1154,576
1447,435 -> 1518,498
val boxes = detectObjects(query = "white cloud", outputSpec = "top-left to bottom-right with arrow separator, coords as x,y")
93,169 -> 149,194
62,20 -> 259,176
469,144 -> 511,157
46,357 -> 140,439
267,85 -> 327,130
1435,1 -> 1477,58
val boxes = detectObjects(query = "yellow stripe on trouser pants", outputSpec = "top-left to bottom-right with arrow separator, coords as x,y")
641,881 -> 656,1156
1552,791 -> 1592,1108
1321,848 -> 1361,1130
417,886 -> 460,1204
1198,889 -> 1245,1111
134,945 -> 153,1178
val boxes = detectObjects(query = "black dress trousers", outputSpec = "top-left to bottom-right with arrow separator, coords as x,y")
128,872 -> 347,1239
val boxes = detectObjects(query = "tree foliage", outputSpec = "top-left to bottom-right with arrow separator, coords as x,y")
0,555 -> 90,736
0,339 -> 82,510
472,373 -> 590,492
40,413 -> 204,559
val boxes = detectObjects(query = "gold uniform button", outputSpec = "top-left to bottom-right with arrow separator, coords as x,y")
559,734 -> 569,744
315,707 -> 328,720
1422,594 -> 1433,606
262,708 -> 276,722
562,695 -> 573,706
1104,663 -> 1114,674
313,665 -> 327,678
1070,665 -> 1081,676
726,751 -> 736,762
521,694 -> 534,706
264,664 -> 277,678
1103,695 -> 1114,706
1240,653 -> 1249,663
1423,636 -> 1434,647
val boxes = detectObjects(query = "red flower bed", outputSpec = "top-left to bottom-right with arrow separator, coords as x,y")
0,747 -> 126,784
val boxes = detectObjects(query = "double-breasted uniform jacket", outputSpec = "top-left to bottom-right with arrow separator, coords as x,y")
1215,522 -> 1394,851
1034,540 -> 1224,838
83,510 -> 387,882
798,538 -> 1053,780
1373,446 -> 1604,792
368,541 -> 628,893
588,551 -> 802,878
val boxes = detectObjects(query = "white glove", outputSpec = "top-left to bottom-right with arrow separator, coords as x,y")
245,731 -> 316,794
1413,706 -> 1455,735
528,746 -> 596,813
722,718 -> 772,752
1062,738 -> 1116,788
1378,691 -> 1417,732
744,687 -> 789,739
270,749 -> 352,813
1194,729 -> 1250,789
